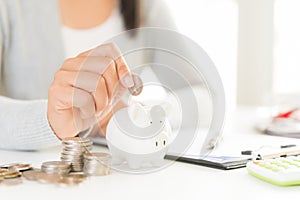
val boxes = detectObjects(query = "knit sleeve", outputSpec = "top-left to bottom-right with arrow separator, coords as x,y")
0,96 -> 61,150
0,0 -> 4,93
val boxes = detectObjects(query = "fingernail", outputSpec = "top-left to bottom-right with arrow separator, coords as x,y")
122,74 -> 134,88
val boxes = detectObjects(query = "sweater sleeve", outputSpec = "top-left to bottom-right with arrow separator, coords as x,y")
0,96 -> 61,150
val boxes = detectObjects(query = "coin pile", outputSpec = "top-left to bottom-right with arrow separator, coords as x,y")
0,169 -> 21,179
60,137 -> 93,172
0,163 -> 32,172
0,137 -> 112,186
83,152 -> 111,176
0,163 -> 32,186
41,161 -> 70,175
22,168 -> 87,186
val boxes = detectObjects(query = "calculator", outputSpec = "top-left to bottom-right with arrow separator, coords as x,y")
246,156 -> 300,186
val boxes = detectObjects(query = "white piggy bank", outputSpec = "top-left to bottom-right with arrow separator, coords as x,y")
106,103 -> 171,169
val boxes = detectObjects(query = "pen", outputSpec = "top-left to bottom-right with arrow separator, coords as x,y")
241,144 -> 297,156
280,144 -> 296,148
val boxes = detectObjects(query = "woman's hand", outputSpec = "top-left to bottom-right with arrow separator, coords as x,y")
48,43 -> 133,139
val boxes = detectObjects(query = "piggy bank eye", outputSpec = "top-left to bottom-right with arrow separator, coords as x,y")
160,120 -> 162,123
150,121 -> 153,124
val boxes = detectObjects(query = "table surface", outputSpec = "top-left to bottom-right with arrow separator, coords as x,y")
1,106 -> 300,200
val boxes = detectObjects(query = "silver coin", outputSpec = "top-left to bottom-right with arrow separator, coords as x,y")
9,164 -> 32,172
63,147 -> 92,152
1,170 -> 21,179
22,169 -> 42,181
60,137 -> 93,173
63,137 -> 91,143
42,168 -> 70,173
61,151 -> 85,158
60,159 -> 82,164
128,74 -> 143,96
62,145 -> 92,151
0,163 -> 19,168
62,142 -> 93,147
71,168 -> 83,172
83,152 -> 111,176
62,148 -> 88,153
0,168 -> 8,174
60,158 -> 78,162
58,178 -> 81,185
42,161 -> 70,168
36,172 -> 62,184
61,155 -> 84,160
64,173 -> 87,180
84,152 -> 111,160
83,164 -> 110,176
59,174 -> 86,185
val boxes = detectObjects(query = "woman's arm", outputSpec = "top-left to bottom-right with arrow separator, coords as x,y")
0,3 -> 60,150
0,96 -> 60,150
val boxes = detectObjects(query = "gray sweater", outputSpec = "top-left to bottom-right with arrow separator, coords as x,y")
0,0 -> 177,150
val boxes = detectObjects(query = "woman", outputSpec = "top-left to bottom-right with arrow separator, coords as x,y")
0,0 -> 176,150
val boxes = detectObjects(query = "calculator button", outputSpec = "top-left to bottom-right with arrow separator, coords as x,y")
247,157 -> 300,186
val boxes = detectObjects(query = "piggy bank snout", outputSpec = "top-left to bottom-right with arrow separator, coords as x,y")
154,132 -> 168,148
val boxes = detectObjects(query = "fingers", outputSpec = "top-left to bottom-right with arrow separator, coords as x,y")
72,108 -> 97,132
54,70 -> 99,92
48,43 -> 133,138
101,63 -> 119,99
49,84 -> 96,119
54,70 -> 111,112
93,78 -> 109,113
78,43 -> 120,58
78,43 -> 134,88
116,59 -> 134,88
61,56 -> 115,75
48,85 -> 97,138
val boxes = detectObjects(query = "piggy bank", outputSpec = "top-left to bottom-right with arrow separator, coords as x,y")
106,103 -> 172,169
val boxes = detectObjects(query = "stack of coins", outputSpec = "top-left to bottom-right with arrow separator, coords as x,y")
83,152 -> 111,176
60,137 -> 93,172
41,161 -> 71,175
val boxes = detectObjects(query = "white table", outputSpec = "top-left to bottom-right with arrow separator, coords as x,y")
1,107 -> 300,200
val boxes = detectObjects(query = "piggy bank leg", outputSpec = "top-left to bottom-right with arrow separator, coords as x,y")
109,145 -> 125,165
151,152 -> 166,167
151,158 -> 164,167
111,156 -> 124,165
127,157 -> 141,169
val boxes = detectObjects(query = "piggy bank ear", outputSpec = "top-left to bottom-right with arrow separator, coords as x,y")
128,102 -> 151,127
150,105 -> 166,120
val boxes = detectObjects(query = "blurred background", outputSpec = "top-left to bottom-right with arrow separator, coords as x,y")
165,0 -> 299,113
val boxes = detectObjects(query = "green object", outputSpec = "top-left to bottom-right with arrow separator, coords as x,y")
246,156 -> 300,186
247,169 -> 300,186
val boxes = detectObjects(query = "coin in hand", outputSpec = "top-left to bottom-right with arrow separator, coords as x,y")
128,74 -> 143,96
